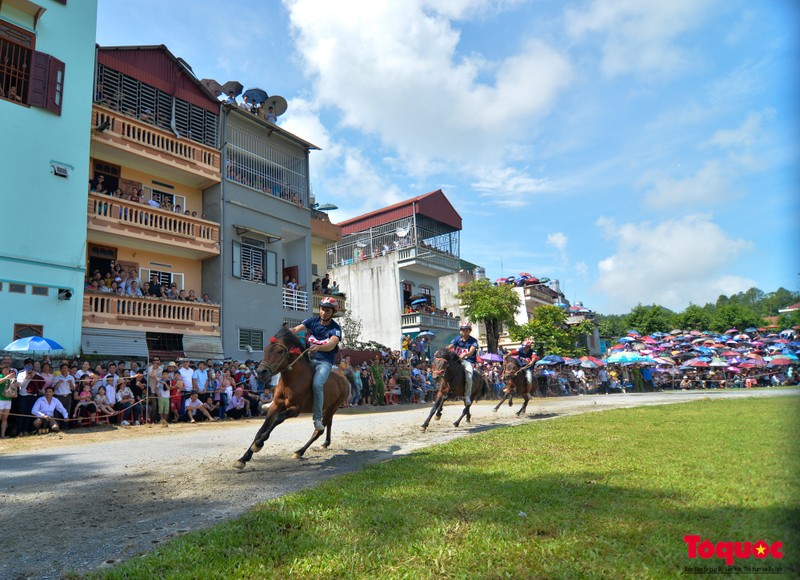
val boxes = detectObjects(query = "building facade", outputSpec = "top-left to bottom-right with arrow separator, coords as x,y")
0,0 -> 98,354
202,105 -> 320,356
326,190 -> 465,352
83,45 -> 223,360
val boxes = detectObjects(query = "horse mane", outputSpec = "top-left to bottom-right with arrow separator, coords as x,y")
273,327 -> 305,351
503,354 -> 522,367
434,348 -> 460,364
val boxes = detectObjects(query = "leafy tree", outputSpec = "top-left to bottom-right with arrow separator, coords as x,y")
339,312 -> 363,348
596,313 -> 628,339
509,304 -> 594,357
625,304 -> 676,335
710,304 -> 763,333
777,310 -> 800,330
674,303 -> 711,331
759,287 -> 800,317
455,278 -> 521,353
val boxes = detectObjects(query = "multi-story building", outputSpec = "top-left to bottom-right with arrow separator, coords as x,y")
0,0 -> 98,353
83,45 -> 223,360
202,104 -> 321,356
326,189 -> 467,351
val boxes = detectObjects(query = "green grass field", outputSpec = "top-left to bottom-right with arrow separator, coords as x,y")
95,397 -> 799,579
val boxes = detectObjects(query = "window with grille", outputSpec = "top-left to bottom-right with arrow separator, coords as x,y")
14,324 -> 43,339
0,20 -> 64,114
9,283 -> 25,293
233,237 -> 277,285
31,286 -> 48,296
238,328 -> 263,351
95,63 -> 218,146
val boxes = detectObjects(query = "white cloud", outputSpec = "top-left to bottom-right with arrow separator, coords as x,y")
565,0 -> 715,78
471,167 -> 553,208
575,261 -> 588,276
643,160 -> 734,209
707,109 -> 772,149
284,0 -> 571,176
546,232 -> 569,268
594,214 -> 755,313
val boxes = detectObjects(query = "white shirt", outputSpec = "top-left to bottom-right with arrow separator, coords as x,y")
51,374 -> 75,396
116,386 -> 135,403
32,396 -> 69,419
178,366 -> 195,392
185,398 -> 203,410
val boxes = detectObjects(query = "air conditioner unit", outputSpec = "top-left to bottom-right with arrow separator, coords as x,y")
51,164 -> 70,178
58,288 -> 73,301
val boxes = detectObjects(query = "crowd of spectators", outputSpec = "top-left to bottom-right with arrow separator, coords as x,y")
84,265 -> 213,305
89,175 -> 209,220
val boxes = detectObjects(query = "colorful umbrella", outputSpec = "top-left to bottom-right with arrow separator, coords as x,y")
4,336 -> 65,352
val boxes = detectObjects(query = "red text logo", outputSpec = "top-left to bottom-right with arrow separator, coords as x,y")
684,535 -> 783,566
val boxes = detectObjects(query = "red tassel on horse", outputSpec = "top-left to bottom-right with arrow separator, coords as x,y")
270,336 -> 277,344
290,347 -> 301,355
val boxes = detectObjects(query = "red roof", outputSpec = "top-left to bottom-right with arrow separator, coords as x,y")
97,45 -> 220,115
338,189 -> 462,235
782,302 -> 800,312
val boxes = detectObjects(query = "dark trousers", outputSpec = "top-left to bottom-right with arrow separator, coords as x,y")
399,379 -> 411,403
15,396 -> 36,435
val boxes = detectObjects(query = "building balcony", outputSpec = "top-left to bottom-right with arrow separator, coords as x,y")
87,192 -> 220,259
83,293 -> 220,335
91,105 -> 221,188
523,284 -> 557,304
401,312 -> 461,333
397,245 -> 460,275
310,210 -> 342,242
311,292 -> 347,316
282,288 -> 309,312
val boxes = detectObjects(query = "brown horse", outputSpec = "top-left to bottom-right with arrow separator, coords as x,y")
493,355 -> 533,416
419,349 -> 488,431
233,328 -> 350,469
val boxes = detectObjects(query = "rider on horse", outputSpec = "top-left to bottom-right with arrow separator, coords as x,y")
449,322 -> 479,403
291,296 -> 342,431
517,339 -> 535,385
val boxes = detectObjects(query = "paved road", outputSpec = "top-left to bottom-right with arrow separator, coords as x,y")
1,388 -> 796,579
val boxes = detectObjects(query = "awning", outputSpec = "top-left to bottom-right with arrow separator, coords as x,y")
81,328 -> 149,358
182,334 -> 225,361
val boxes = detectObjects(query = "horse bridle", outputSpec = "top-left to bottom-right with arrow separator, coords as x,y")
432,356 -> 449,378
259,338 -> 309,376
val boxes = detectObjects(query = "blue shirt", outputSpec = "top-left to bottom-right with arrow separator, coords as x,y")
450,336 -> 479,363
301,316 -> 342,364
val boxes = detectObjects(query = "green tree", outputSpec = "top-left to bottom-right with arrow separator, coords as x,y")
509,304 -> 594,357
455,278 -> 521,353
596,313 -> 628,339
625,304 -> 676,335
710,304 -> 763,333
674,303 -> 711,331
777,310 -> 800,330
338,311 -> 363,348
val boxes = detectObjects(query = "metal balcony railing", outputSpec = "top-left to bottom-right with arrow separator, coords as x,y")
83,293 -> 220,335
282,288 -> 309,312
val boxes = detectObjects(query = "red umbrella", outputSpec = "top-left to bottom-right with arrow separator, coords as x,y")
769,358 -> 791,366
518,272 -> 533,278
721,351 -> 739,357
687,360 -> 710,367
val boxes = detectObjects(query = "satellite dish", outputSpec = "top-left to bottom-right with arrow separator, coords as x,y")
396,220 -> 411,238
266,95 -> 288,116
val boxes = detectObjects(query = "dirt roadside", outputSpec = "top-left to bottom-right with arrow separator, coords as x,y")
1,389 -> 795,579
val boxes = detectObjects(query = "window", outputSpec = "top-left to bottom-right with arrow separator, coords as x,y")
233,237 -> 278,285
239,328 -> 263,351
9,283 -> 25,293
139,268 -> 183,291
0,20 -> 33,105
0,20 -> 64,115
31,286 -> 48,296
14,323 -> 43,340
312,263 -> 319,277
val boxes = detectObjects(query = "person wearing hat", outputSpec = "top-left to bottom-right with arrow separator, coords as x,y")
290,296 -> 342,431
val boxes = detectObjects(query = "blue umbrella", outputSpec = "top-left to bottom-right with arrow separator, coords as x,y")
4,336 -> 65,352
542,354 -> 564,364
411,298 -> 429,305
416,330 -> 436,339
617,337 -> 635,343
242,87 -> 268,105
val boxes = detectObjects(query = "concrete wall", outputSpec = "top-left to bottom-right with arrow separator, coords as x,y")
0,0 -> 98,353
330,255 -> 402,350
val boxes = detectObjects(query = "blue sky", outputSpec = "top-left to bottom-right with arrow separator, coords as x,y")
97,0 -> 799,314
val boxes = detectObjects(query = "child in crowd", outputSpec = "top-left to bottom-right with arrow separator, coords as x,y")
72,381 -> 96,419
94,386 -> 115,416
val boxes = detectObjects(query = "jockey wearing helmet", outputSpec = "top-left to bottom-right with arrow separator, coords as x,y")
518,339 -> 535,386
291,296 -> 342,431
449,322 -> 479,404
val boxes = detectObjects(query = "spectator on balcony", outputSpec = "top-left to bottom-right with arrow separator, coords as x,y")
321,273 -> 330,294
91,175 -> 107,193
201,293 -> 213,303
287,277 -> 299,290
186,289 -> 199,302
329,281 -> 340,295
167,283 -> 179,299
283,275 -> 291,288
312,278 -> 321,293
127,280 -> 143,298
177,289 -> 188,300
240,95 -> 253,112
149,276 -> 163,298
224,90 -> 237,105
117,270 -> 129,293
265,105 -> 277,123
98,279 -> 111,294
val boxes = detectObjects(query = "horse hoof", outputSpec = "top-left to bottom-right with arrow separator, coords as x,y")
452,422 -> 459,428
434,415 -> 441,421
233,460 -> 246,470
250,443 -> 262,453
418,425 -> 427,432
293,451 -> 304,459
492,408 -> 498,413
322,443 -> 330,449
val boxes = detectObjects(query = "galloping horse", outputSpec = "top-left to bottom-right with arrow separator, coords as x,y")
234,328 -> 350,469
492,355 -> 533,416
420,349 -> 488,431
